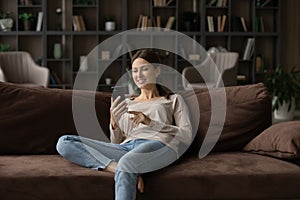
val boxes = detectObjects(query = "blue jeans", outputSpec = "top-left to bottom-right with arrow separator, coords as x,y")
56,135 -> 177,200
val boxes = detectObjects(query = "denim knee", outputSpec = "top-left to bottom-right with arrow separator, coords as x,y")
117,155 -> 139,174
56,135 -> 76,156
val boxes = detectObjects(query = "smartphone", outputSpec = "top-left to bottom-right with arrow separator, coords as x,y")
112,86 -> 126,101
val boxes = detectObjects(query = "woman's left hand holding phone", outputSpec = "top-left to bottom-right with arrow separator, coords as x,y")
110,96 -> 127,130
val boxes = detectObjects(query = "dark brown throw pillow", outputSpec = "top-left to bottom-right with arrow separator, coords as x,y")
0,82 -> 111,155
185,83 -> 272,153
243,121 -> 300,159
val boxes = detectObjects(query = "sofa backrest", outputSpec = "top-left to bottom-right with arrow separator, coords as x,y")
0,82 -> 271,155
184,83 -> 272,155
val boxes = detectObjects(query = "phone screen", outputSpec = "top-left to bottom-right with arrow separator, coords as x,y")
112,86 -> 126,101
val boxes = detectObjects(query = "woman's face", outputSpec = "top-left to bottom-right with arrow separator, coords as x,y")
132,58 -> 160,89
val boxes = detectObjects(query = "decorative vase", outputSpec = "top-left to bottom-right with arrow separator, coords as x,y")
79,56 -> 88,72
0,18 -> 13,32
23,21 -> 31,31
273,97 -> 296,121
0,67 -> 6,82
105,21 -> 115,31
53,43 -> 62,59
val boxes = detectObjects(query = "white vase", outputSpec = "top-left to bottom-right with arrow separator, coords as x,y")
0,18 -> 13,32
273,96 -> 296,121
53,43 -> 62,59
0,67 -> 6,82
105,21 -> 115,31
79,56 -> 88,72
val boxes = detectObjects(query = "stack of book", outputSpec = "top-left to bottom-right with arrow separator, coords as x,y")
207,15 -> 227,32
72,15 -> 86,31
136,14 -> 175,31
207,0 -> 227,7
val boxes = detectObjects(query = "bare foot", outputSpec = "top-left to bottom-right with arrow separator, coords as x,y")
137,176 -> 144,193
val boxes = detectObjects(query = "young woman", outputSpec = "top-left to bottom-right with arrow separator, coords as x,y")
56,49 -> 192,200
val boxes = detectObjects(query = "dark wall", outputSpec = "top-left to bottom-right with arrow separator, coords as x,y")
281,0 -> 300,70
280,0 -> 300,107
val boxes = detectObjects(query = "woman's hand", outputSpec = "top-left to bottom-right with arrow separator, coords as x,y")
110,96 -> 127,129
128,111 -> 151,127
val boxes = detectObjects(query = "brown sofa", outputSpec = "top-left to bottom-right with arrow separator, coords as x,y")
0,81 -> 300,200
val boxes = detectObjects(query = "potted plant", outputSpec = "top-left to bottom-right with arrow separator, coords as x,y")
19,12 -> 35,31
0,11 -> 14,32
264,65 -> 300,120
104,15 -> 115,31
0,43 -> 11,52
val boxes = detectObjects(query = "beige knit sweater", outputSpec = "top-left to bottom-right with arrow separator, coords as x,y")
110,94 -> 192,157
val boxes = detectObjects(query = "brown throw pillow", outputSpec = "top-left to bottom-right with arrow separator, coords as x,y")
185,83 -> 272,153
243,121 -> 300,159
0,82 -> 111,155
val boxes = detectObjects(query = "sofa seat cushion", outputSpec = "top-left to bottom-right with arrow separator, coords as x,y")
0,155 -> 114,200
1,153 -> 299,200
143,152 -> 300,200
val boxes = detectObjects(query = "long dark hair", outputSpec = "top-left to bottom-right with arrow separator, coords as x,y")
131,49 -> 173,99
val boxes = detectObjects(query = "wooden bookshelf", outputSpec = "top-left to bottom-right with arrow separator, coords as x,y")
0,0 -> 281,90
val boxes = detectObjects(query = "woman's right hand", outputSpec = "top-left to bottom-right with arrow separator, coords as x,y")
110,96 -> 127,130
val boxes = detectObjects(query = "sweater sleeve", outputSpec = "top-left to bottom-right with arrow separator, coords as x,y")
109,124 -> 125,144
148,94 -> 193,145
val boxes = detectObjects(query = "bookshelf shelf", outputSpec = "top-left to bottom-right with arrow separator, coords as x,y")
0,0 -> 280,89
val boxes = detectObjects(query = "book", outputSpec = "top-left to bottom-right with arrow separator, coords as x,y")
24,0 -> 32,5
222,0 -> 227,7
72,16 -> 80,31
217,16 -> 222,32
220,15 -> 227,32
207,0 -> 218,6
141,15 -> 148,31
240,17 -> 248,32
36,12 -> 43,31
207,16 -> 214,32
216,0 -> 223,7
72,15 -> 86,31
49,74 -> 56,84
51,70 -> 62,84
243,38 -> 254,60
136,14 -> 143,29
237,74 -> 247,81
164,16 -> 175,31
260,0 -> 272,7
259,16 -> 265,32
255,55 -> 265,72
78,15 -> 86,31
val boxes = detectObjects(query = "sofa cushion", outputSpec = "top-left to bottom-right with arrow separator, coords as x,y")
243,121 -> 300,159
186,83 -> 272,153
0,82 -> 111,154
0,155 -> 114,200
1,153 -> 300,200
139,153 -> 300,199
